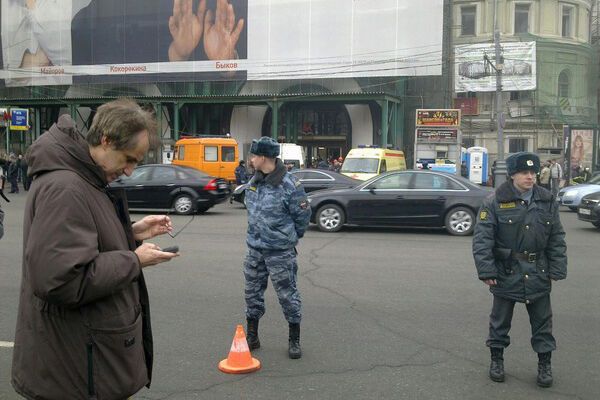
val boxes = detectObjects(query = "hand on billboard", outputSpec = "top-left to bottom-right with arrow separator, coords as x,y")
203,0 -> 244,61
20,49 -> 51,68
169,0 -> 207,62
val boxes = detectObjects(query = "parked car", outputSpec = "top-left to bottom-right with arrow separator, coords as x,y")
110,164 -> 230,214
557,175 -> 600,210
230,169 -> 360,206
307,170 -> 491,235
577,191 -> 600,228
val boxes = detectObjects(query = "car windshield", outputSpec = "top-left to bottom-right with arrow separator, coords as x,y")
341,158 -> 379,174
587,175 -> 600,185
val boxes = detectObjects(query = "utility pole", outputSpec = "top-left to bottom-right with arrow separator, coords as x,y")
492,0 -> 507,186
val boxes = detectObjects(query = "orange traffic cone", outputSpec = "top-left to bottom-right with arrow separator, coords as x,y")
218,325 -> 261,374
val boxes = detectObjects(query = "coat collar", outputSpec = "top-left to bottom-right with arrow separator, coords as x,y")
251,158 -> 287,187
495,181 -> 553,203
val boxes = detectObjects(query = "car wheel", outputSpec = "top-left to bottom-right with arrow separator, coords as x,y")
445,207 -> 475,236
593,221 -> 600,229
173,195 -> 194,215
316,204 -> 345,232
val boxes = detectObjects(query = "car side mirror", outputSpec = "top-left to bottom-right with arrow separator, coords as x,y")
369,187 -> 376,194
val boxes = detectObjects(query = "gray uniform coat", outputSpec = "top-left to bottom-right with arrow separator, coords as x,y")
473,181 -> 567,303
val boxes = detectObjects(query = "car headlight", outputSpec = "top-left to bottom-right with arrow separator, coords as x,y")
563,191 -> 576,198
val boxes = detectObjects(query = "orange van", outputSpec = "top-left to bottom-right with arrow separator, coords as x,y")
172,137 -> 239,182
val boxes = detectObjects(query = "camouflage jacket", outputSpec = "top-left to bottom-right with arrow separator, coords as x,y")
246,159 -> 311,250
473,181 -> 567,303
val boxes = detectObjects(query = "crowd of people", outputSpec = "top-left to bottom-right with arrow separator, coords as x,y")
0,154 -> 30,194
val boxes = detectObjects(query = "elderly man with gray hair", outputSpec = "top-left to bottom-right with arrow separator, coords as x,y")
12,99 -> 179,399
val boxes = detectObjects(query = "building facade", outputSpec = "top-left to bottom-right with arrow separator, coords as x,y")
453,0 -> 597,166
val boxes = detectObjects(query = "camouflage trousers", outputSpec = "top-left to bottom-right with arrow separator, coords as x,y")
244,247 -> 301,324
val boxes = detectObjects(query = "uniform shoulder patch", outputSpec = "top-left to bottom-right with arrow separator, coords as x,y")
499,202 -> 516,209
479,210 -> 488,220
248,186 -> 257,192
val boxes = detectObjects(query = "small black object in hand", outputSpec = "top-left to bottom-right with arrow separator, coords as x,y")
161,246 -> 179,253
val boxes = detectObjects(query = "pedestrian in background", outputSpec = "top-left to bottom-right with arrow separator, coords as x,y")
12,99 -> 179,399
473,152 -> 567,388
243,136 -> 311,359
7,155 -> 19,193
19,156 -> 29,191
549,159 -> 563,197
235,160 -> 248,184
539,161 -> 551,190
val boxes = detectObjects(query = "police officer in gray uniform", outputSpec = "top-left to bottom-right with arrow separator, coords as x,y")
243,137 -> 311,359
473,152 -> 567,387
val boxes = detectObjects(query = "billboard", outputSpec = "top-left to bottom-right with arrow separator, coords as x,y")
10,108 -> 28,131
567,129 -> 594,179
416,109 -> 461,127
0,0 -> 443,87
455,41 -> 536,92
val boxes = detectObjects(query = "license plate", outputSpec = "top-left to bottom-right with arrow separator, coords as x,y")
218,184 -> 228,189
579,208 -> 591,215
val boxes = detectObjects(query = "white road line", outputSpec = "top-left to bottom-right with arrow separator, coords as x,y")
0,341 -> 14,348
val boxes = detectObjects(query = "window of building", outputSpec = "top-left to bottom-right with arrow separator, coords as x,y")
558,70 -> 570,98
510,91 -> 532,100
461,6 -> 476,36
562,6 -> 573,37
457,92 -> 477,99
509,138 -> 528,153
514,4 -> 530,34
463,137 -> 475,148
205,146 -> 218,162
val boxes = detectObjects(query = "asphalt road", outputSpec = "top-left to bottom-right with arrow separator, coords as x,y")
1,192 -> 598,400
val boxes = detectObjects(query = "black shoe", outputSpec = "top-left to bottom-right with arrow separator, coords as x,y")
537,352 -> 553,388
489,347 -> 505,382
246,318 -> 260,350
288,323 -> 301,359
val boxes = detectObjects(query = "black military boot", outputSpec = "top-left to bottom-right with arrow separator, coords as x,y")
288,323 -> 301,359
489,347 -> 505,382
537,352 -> 553,388
246,318 -> 260,350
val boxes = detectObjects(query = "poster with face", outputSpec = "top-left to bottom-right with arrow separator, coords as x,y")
569,129 -> 594,178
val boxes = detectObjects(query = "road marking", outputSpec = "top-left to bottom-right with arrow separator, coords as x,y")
0,341 -> 14,348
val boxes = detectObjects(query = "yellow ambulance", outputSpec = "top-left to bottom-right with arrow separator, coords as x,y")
340,146 -> 407,181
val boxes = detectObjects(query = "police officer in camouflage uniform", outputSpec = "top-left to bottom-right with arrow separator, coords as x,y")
243,137 -> 311,359
473,152 -> 567,388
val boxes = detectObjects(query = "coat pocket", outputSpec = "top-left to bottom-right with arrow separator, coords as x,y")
89,311 -> 148,399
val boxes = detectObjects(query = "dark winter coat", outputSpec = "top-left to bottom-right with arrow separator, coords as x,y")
12,115 -> 153,400
7,161 -> 18,178
473,181 -> 567,303
246,159 -> 311,250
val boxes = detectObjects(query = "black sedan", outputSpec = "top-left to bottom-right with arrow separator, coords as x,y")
231,169 -> 360,206
110,164 -> 230,214
307,170 -> 491,235
577,191 -> 600,228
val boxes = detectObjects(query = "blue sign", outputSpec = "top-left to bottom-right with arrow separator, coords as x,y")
11,108 -> 28,131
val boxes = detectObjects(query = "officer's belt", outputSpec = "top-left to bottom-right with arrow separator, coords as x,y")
493,248 -> 540,263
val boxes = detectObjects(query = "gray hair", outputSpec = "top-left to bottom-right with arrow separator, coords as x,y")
86,99 -> 156,150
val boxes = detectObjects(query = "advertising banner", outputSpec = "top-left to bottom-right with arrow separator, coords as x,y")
10,109 -> 28,131
568,129 -> 594,179
0,0 -> 443,87
455,41 -> 536,92
416,128 -> 458,143
416,109 -> 461,127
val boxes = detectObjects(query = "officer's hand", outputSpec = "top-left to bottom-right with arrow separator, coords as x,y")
135,243 -> 179,268
484,279 -> 497,286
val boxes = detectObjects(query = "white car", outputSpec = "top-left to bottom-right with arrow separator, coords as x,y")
557,175 -> 600,210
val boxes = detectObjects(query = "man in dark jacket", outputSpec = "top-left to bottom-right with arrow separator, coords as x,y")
473,152 -> 567,388
244,137 -> 311,359
235,160 -> 248,184
12,100 -> 179,399
7,155 -> 19,193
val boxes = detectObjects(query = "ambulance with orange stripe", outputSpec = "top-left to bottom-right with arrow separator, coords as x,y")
340,146 -> 407,181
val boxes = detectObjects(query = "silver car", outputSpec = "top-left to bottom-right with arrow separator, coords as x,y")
557,175 -> 600,210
